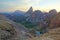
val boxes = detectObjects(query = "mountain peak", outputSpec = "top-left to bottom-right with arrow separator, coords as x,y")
49,9 -> 57,14
30,6 -> 33,10
27,6 -> 33,13
34,10 -> 42,13
25,6 -> 33,17
14,10 -> 24,14
15,10 -> 21,12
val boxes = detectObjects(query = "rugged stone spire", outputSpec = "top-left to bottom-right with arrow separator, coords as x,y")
25,6 -> 33,17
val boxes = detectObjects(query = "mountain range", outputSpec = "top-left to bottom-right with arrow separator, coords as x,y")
0,7 -> 60,40
1,7 -> 59,33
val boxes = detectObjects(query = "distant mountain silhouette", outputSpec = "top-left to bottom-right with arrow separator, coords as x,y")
11,10 -> 25,21
13,10 -> 25,15
4,10 -> 26,22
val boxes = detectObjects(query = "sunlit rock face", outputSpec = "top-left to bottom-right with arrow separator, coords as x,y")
49,12 -> 60,29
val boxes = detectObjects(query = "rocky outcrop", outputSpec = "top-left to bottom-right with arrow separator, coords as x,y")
26,10 -> 43,23
49,12 -> 60,29
25,7 -> 33,18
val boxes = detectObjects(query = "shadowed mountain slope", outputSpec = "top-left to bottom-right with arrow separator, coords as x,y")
0,14 -> 32,40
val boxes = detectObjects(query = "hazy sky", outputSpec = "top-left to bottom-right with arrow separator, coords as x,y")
0,0 -> 60,12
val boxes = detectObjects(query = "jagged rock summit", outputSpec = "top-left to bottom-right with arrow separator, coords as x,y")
25,7 -> 33,17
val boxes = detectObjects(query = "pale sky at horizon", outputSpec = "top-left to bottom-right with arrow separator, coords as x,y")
0,0 -> 60,12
